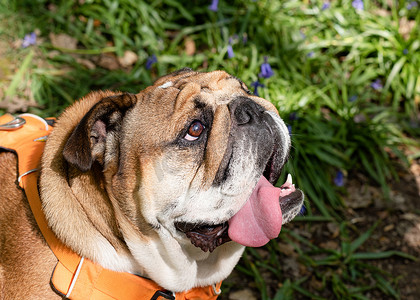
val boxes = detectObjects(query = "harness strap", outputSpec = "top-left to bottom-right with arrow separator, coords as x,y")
0,114 -> 222,300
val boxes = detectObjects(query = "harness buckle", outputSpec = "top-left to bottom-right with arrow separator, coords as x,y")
150,290 -> 175,300
0,116 -> 26,131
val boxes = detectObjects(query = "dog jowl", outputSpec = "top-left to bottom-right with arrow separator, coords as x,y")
1,68 -> 304,297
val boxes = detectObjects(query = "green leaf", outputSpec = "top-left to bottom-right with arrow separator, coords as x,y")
348,221 -> 380,255
5,49 -> 34,97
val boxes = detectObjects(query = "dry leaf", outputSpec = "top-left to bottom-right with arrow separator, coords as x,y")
278,242 -> 297,257
76,58 -> 96,70
184,37 -> 196,56
117,50 -> 138,68
319,240 -> 339,250
399,17 -> 416,40
0,96 -> 39,113
95,53 -> 120,70
384,224 -> 395,232
309,276 -> 324,291
229,289 -> 256,300
327,222 -> 340,238
344,182 -> 376,209
49,33 -> 78,50
404,222 -> 420,251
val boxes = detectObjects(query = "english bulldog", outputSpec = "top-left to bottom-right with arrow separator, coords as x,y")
0,68 -> 303,298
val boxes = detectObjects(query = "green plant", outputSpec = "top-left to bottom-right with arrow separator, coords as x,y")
1,0 -> 419,299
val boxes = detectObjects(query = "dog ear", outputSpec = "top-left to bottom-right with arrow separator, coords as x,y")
63,93 -> 137,172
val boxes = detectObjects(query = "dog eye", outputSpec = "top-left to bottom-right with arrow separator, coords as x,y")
184,121 -> 205,141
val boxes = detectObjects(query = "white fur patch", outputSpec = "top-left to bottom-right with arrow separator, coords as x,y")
158,81 -> 173,89
265,111 -> 291,161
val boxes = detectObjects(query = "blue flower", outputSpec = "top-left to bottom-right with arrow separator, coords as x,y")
227,45 -> 234,58
145,54 -> 157,70
289,112 -> 298,121
403,49 -> 409,55
209,0 -> 219,12
307,51 -> 315,58
299,204 -> 307,216
407,1 -> 418,10
334,170 -> 344,187
287,124 -> 292,135
259,57 -> 274,79
227,38 -> 235,58
250,81 -> 265,96
242,33 -> 248,45
22,32 -> 37,48
352,0 -> 364,10
321,2 -> 330,10
370,79 -> 383,91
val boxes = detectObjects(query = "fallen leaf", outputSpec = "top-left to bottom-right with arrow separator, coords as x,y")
377,210 -> 389,219
374,8 -> 391,17
402,213 -> 420,222
327,222 -> 340,238
384,224 -> 395,232
95,53 -> 120,70
319,240 -> 339,250
49,33 -> 78,50
409,163 -> 420,196
184,37 -> 196,56
278,242 -> 297,256
309,276 -> 324,291
399,17 -> 416,40
117,50 -> 138,68
0,96 -> 39,113
76,58 -> 96,70
229,289 -> 256,300
404,222 -> 420,252
345,181 -> 376,209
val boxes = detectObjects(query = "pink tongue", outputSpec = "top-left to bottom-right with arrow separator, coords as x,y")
228,176 -> 282,247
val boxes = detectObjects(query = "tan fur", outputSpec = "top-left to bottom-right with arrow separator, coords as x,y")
0,152 -> 57,299
1,69 -> 292,297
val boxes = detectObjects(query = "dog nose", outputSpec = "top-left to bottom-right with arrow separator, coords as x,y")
230,97 -> 265,125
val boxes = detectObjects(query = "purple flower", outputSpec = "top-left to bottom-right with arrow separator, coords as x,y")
403,48 -> 408,55
209,0 -> 219,12
371,79 -> 383,91
287,124 -> 292,135
242,33 -> 248,45
226,38 -> 235,58
334,170 -> 344,187
259,57 -> 274,79
145,54 -> 157,70
307,51 -> 315,58
352,0 -> 364,10
227,45 -> 235,58
250,81 -> 265,96
299,204 -> 306,215
289,112 -> 298,121
321,2 -> 330,10
22,32 -> 37,48
407,1 -> 418,9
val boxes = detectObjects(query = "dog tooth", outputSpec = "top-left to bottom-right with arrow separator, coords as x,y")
286,173 -> 293,185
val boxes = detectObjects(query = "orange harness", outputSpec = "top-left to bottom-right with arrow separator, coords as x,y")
0,113 -> 221,300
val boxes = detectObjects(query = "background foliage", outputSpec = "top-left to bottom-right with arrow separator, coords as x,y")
0,0 -> 419,298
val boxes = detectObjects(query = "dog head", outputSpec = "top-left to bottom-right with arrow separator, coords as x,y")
41,68 -> 304,292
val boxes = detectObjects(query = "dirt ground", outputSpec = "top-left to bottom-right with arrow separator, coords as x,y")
222,156 -> 420,300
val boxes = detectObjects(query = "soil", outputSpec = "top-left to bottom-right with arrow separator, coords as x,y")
222,157 -> 420,300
